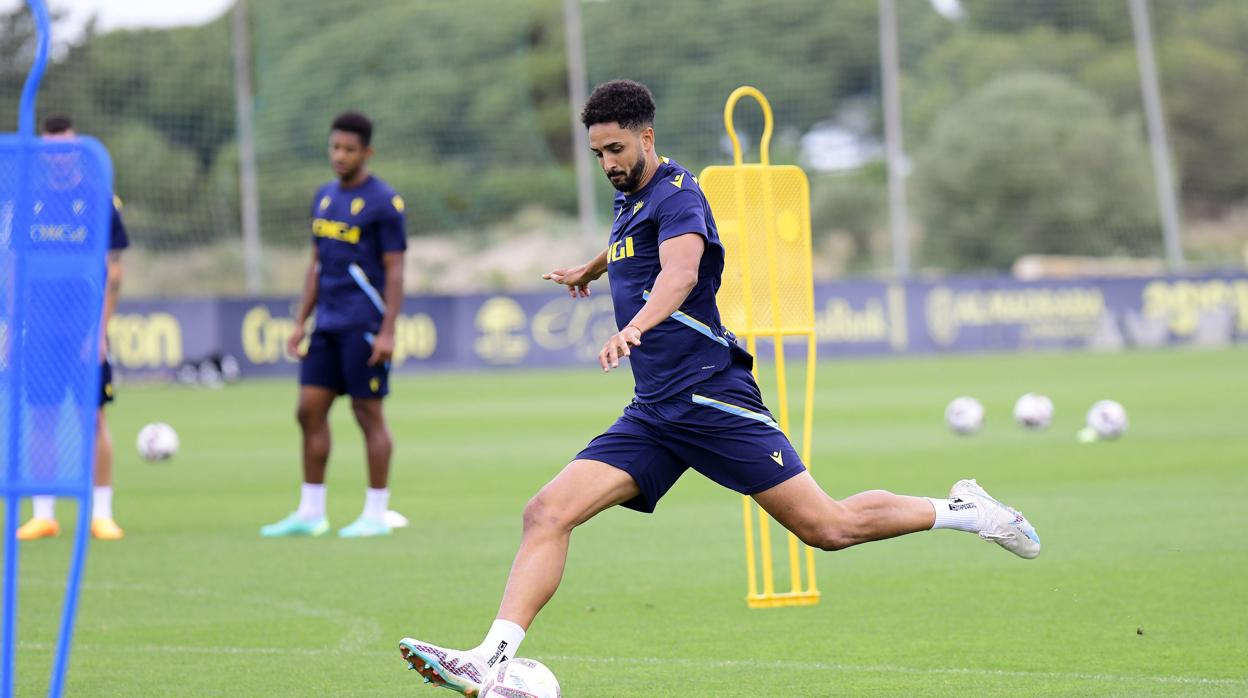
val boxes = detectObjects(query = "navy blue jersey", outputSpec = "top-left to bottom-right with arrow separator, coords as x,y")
27,187 -> 128,328
309,176 -> 406,332
28,191 -> 127,251
607,157 -> 737,403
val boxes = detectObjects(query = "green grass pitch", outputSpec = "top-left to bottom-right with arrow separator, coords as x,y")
7,348 -> 1248,695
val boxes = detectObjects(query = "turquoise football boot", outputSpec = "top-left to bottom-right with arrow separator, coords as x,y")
337,515 -> 391,538
260,513 -> 329,538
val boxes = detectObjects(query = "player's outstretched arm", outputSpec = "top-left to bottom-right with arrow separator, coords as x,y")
288,247 -> 319,358
542,247 -> 609,298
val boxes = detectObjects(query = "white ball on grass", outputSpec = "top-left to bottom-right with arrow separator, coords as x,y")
136,422 -> 179,461
945,396 -> 985,435
1086,400 -> 1128,440
1013,392 -> 1054,430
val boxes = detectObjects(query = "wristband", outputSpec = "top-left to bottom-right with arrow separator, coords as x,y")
625,324 -> 643,336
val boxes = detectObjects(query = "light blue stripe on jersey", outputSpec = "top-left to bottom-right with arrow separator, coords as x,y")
642,290 -> 729,347
691,393 -> 781,430
348,262 -> 386,314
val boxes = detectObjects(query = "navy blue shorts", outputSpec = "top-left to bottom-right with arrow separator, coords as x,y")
299,329 -> 389,399
25,330 -> 114,410
100,358 -> 115,406
577,362 -> 805,513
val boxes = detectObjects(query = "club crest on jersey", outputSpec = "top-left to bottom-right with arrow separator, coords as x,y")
391,195 -> 405,213
632,200 -> 645,215
319,195 -> 331,211
351,197 -> 366,215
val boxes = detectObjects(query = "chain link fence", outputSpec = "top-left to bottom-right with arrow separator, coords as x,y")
2,0 -> 1246,296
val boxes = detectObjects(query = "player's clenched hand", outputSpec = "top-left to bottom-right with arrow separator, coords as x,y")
598,325 -> 641,373
287,325 -> 307,359
543,263 -> 596,298
368,330 -> 395,366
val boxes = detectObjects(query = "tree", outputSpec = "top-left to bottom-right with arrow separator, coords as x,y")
0,4 -> 76,131
914,72 -> 1159,271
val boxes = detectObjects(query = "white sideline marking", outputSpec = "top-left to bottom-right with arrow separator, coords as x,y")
15,643 -> 1244,688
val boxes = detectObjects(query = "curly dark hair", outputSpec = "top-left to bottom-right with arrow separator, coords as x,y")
580,80 -> 655,130
331,110 -> 373,146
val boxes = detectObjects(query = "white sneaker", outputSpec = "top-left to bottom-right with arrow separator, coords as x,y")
399,638 -> 489,696
950,479 -> 1041,559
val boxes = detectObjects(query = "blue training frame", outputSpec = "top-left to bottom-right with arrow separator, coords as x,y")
2,2 -> 115,696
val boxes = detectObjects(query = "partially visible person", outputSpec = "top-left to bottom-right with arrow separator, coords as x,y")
18,114 -> 129,541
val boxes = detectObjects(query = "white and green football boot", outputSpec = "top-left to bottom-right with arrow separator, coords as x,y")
950,478 -> 1041,559
259,513 -> 329,538
399,638 -> 489,696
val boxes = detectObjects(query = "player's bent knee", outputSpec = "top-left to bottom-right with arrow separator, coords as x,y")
521,492 -> 574,536
790,502 -> 858,552
795,524 -> 853,552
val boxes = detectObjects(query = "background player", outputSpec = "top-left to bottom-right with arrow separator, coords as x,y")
260,111 -> 407,539
396,80 -> 1041,695
18,115 -> 129,542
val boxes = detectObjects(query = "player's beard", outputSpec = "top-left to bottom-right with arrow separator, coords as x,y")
608,152 -> 647,193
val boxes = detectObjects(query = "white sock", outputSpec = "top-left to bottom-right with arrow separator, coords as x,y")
93,486 -> 114,521
927,497 -> 979,532
33,496 -> 56,520
296,483 -> 326,520
474,619 -> 525,667
363,488 -> 389,521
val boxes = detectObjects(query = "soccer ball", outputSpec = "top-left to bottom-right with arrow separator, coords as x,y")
479,658 -> 561,698
944,397 -> 984,435
136,422 -> 179,461
1013,393 -> 1054,430
1086,400 -> 1128,440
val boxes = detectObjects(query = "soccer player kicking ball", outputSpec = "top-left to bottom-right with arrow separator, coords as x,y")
398,80 -> 1040,694
260,111 -> 407,539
